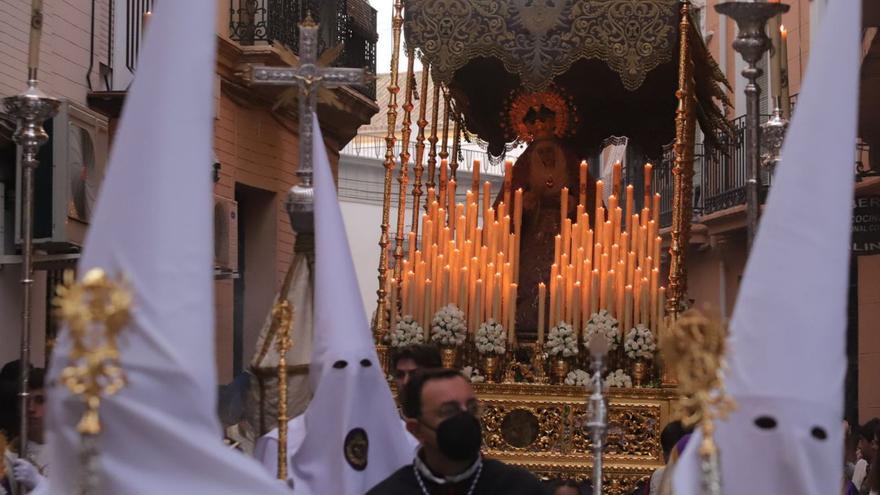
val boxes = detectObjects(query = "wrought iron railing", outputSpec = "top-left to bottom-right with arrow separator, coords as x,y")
340,135 -> 508,177
655,141 -> 707,229
229,0 -> 378,99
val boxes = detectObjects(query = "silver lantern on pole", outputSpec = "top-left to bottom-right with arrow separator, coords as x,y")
3,0 -> 60,460
715,1 -> 789,249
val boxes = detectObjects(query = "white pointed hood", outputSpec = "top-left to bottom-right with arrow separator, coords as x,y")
673,1 -> 860,494
289,114 -> 412,494
39,1 -> 289,493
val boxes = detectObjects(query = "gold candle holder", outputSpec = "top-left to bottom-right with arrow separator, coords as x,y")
55,268 -> 133,494
272,299 -> 294,481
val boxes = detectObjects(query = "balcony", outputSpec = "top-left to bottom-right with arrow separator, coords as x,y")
228,0 -> 378,100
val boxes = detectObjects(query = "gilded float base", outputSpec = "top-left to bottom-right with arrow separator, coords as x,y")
474,383 -> 677,495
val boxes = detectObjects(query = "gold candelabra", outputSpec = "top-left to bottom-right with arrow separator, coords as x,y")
667,2 -> 698,318
55,268 -> 133,494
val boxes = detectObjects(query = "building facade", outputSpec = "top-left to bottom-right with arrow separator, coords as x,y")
0,0 -> 379,382
671,0 -> 880,422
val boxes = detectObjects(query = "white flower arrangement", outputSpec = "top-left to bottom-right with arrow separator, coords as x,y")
461,366 -> 485,384
544,321 -> 579,357
388,315 -> 425,348
475,319 -> 507,355
604,368 -> 633,388
564,368 -> 590,386
624,324 -> 657,360
584,309 -> 620,351
430,304 -> 467,346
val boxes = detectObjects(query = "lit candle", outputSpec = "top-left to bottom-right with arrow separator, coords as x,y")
423,279 -> 433,335
658,287 -> 666,336
555,275 -> 564,324
653,193 -> 661,226
493,273 -> 502,322
474,279 -> 484,329
483,181 -> 492,220
504,161 -> 513,207
625,185 -> 634,232
472,160 -> 481,200
560,186 -> 569,229
780,25 -> 791,118
514,188 -> 523,236
549,272 -> 557,328
456,213 -> 466,251
590,269 -> 600,315
579,161 -> 588,207
142,9 -> 153,39
650,268 -> 660,331
643,163 -> 653,206
508,283 -> 517,345
554,235 -> 562,266
390,279 -> 398,332
595,180 -> 604,220
565,272 -> 574,323
572,282 -> 581,334
617,259 -> 626,320
485,263 -> 495,319
439,159 -> 449,205
562,219 -> 572,258
538,282 -> 547,345
624,285 -> 633,334
608,194 -> 618,243
459,266 -> 469,315
607,270 -> 616,317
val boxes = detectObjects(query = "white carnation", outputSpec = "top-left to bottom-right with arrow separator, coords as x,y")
624,324 -> 657,360
564,368 -> 590,386
584,309 -> 621,351
544,321 -> 579,357
475,319 -> 507,355
430,304 -> 467,346
388,315 -> 425,348
604,368 -> 633,388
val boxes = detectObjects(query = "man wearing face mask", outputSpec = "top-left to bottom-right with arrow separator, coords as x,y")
367,368 -> 544,495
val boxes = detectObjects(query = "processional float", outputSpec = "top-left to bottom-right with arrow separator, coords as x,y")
371,1 -> 734,492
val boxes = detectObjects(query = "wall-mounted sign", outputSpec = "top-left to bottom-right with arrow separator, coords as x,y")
853,195 -> 880,256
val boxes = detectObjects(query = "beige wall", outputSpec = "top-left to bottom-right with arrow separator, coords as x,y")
0,0 -> 111,102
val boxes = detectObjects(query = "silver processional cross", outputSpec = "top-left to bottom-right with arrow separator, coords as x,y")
243,16 -> 371,233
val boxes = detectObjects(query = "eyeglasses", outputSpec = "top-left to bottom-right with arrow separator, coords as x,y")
433,399 -> 481,420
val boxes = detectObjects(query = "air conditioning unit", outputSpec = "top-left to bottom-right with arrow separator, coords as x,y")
214,196 -> 238,273
15,100 -> 110,252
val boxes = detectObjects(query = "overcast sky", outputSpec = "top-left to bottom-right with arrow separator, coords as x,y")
371,1 -> 422,74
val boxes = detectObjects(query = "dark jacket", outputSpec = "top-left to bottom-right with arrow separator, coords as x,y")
367,458 -> 544,495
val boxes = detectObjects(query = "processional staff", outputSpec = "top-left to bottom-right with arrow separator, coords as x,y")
585,335 -> 609,495
239,15 -> 371,475
2,0 -> 60,467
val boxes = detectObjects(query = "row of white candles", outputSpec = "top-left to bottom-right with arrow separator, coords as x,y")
390,160 -> 522,345
536,161 -> 667,345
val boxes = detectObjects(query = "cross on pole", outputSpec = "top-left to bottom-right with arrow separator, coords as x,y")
242,16 -> 371,232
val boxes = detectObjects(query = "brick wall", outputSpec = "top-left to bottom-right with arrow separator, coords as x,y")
0,0 -> 112,102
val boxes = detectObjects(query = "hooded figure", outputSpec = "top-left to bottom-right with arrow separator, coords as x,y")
34,1 -> 290,493
288,114 -> 413,494
672,1 -> 861,494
